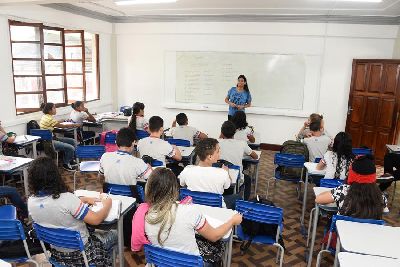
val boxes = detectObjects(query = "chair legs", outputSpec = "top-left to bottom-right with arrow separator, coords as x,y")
73,171 -> 78,191
392,181 -> 397,203
274,243 -> 284,267
316,249 -> 329,267
306,207 -> 316,247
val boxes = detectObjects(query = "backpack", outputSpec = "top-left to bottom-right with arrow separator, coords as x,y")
26,120 -> 40,135
279,140 -> 309,179
239,196 -> 285,254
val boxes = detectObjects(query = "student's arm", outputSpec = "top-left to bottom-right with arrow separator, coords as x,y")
84,108 -> 96,122
171,145 -> 182,161
6,135 -> 16,143
225,96 -> 236,108
83,197 -> 112,225
250,151 -> 258,159
315,191 -> 334,205
247,134 -> 255,143
198,214 -> 242,242
316,159 -> 326,170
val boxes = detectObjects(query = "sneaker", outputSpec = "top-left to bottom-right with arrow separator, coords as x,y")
70,160 -> 78,167
63,164 -> 75,172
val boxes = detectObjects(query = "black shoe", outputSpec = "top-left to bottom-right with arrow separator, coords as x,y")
63,164 -> 75,172
70,160 -> 78,167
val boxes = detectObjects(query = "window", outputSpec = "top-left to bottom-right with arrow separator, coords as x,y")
9,20 -> 100,115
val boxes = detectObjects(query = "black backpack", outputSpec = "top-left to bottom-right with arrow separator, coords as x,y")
239,196 -> 285,254
278,140 -> 309,179
26,120 -> 40,135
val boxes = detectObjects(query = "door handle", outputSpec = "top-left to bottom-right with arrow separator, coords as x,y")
347,107 -> 353,115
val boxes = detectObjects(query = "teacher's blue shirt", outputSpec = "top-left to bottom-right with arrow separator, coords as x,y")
227,87 -> 252,116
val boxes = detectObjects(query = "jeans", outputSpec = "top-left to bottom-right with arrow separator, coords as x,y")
53,137 -> 77,164
0,186 -> 28,217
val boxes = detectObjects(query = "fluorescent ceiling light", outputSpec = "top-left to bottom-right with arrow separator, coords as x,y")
333,0 -> 382,2
115,0 -> 177,5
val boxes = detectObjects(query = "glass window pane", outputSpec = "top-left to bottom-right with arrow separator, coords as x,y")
13,60 -> 41,75
46,76 -> 64,89
66,61 -> 83,73
85,73 -> 98,101
44,29 -> 62,44
45,61 -> 63,75
67,75 -> 83,87
65,47 -> 82,59
67,89 -> 83,102
65,32 -> 82,46
47,90 -> 65,104
16,94 -> 42,109
44,45 -> 63,59
14,77 -> 43,92
12,43 -> 40,58
10,25 -> 40,41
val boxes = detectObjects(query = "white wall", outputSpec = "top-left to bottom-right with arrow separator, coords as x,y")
115,22 -> 398,144
0,5 -> 115,134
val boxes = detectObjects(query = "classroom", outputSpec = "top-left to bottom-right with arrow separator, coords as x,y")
0,0 -> 400,266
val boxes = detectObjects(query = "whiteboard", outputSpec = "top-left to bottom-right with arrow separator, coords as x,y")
164,51 -> 321,117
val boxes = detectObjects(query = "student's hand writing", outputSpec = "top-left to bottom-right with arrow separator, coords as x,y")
230,213 -> 243,225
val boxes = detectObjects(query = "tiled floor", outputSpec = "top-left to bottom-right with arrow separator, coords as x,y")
13,150 -> 400,266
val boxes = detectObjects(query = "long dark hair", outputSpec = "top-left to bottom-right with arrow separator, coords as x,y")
340,183 -> 384,220
40,103 -> 55,115
128,102 -> 145,131
231,111 -> 248,130
28,157 -> 69,199
332,132 -> 354,178
237,74 -> 249,93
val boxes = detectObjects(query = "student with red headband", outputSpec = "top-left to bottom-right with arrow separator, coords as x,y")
316,155 -> 388,219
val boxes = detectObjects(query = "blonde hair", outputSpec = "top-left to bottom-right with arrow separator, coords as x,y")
145,168 -> 179,245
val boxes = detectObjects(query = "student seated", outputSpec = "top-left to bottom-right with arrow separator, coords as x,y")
316,132 -> 354,180
231,111 -> 255,143
303,120 -> 332,163
128,102 -> 149,132
171,113 -> 207,146
218,121 -> 258,200
137,116 -> 182,166
28,157 -> 117,266
145,168 -> 242,265
179,138 -> 239,209
316,155 -> 388,218
100,127 -> 152,186
0,120 -> 16,155
297,113 -> 330,140
69,101 -> 96,143
39,103 -> 80,171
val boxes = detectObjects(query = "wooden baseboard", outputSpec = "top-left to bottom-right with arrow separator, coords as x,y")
260,143 -> 282,151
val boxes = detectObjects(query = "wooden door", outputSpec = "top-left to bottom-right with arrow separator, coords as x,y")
346,59 -> 400,164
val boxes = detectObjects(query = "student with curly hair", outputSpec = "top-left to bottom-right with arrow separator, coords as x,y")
28,157 -> 117,266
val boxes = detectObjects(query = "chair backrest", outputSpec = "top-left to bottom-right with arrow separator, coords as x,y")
137,185 -> 145,203
30,129 -> 53,141
235,200 -> 283,227
103,182 -> 145,202
144,244 -> 203,267
0,217 -> 26,241
314,157 -> 322,163
166,138 -> 191,147
179,188 -> 222,207
104,132 -> 117,144
75,145 -> 106,160
274,153 -> 305,168
151,160 -> 163,167
330,214 -> 385,233
320,179 -> 344,188
33,223 -> 85,251
352,148 -> 373,156
136,130 -> 150,140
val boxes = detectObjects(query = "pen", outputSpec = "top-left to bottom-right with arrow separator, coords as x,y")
24,135 -> 28,141
107,189 -> 112,199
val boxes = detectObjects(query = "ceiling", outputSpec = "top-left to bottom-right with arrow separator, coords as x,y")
1,0 -> 400,23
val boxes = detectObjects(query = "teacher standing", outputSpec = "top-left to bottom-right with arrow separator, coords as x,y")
225,75 -> 252,120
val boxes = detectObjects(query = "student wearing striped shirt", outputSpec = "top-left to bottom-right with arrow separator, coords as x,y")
39,103 -> 80,171
28,157 -> 117,267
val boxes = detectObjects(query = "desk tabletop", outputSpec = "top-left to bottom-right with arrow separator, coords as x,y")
177,146 -> 195,158
386,144 -> 400,153
96,112 -> 128,122
313,187 -> 337,208
336,220 -> 400,259
14,134 -> 41,145
0,259 -> 11,267
304,162 -> 326,175
194,204 -> 236,239
338,252 -> 400,267
243,150 -> 261,162
0,156 -> 33,172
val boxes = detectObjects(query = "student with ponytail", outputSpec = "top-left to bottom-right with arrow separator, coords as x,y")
70,101 -> 96,143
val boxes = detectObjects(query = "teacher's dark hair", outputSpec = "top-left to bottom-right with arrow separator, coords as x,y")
237,74 -> 249,93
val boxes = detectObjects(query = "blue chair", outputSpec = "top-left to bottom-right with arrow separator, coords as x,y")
151,159 -> 163,167
144,244 -> 203,267
103,131 -> 117,144
0,205 -> 39,266
319,179 -> 344,188
136,130 -> 149,140
267,153 -> 305,198
33,223 -> 95,267
30,129 -> 59,161
166,138 -> 191,147
316,215 -> 385,267
180,188 -> 223,207
212,163 -> 241,193
104,182 -> 145,203
314,157 -> 322,163
352,147 -> 373,156
235,200 -> 284,267
73,145 -> 106,191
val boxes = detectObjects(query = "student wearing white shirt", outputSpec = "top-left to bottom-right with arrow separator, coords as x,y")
128,102 -> 149,132
303,120 -> 332,163
100,127 -> 152,186
179,138 -> 240,209
69,101 -> 96,144
170,113 -> 207,146
218,121 -> 258,200
137,116 -> 182,166
231,111 -> 255,143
